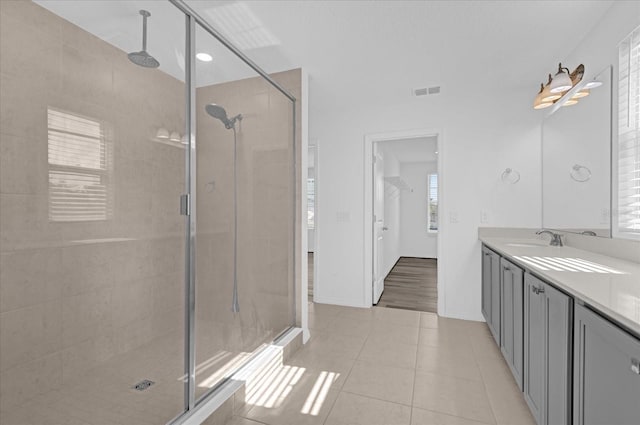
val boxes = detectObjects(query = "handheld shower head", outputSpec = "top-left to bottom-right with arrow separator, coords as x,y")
205,103 -> 242,130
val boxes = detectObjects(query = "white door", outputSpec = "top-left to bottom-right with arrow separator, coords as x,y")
372,144 -> 385,304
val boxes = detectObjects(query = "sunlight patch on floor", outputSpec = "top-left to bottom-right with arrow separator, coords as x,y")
301,371 -> 340,416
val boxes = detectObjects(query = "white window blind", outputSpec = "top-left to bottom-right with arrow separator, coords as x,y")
48,108 -> 112,222
307,177 -> 315,229
617,27 -> 640,236
428,173 -> 438,232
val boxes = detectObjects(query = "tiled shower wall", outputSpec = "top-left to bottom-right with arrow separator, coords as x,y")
0,1 -> 185,410
194,69 -> 301,352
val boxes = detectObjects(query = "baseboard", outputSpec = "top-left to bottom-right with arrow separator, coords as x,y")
312,295 -> 370,308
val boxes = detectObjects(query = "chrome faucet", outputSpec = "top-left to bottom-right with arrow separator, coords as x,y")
536,229 -> 563,247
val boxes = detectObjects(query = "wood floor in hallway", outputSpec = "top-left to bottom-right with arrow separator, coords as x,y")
376,257 -> 437,313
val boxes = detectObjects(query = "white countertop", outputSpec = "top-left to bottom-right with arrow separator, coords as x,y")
480,236 -> 640,338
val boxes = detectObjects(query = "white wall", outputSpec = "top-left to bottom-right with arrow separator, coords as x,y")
312,84 -> 542,317
400,162 -> 437,259
381,146 -> 401,277
312,1 -> 638,319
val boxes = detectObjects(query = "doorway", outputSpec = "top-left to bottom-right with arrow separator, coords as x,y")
364,131 -> 442,313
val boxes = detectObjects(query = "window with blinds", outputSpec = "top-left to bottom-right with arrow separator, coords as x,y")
617,27 -> 640,237
307,177 -> 315,229
428,173 -> 438,232
47,108 -> 113,222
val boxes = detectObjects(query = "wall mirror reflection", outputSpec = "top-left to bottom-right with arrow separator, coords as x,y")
542,66 -> 612,237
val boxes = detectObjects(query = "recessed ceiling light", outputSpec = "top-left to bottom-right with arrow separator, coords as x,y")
196,53 -> 213,62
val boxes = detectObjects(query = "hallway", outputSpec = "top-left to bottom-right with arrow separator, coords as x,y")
377,257 -> 437,313
223,304 -> 535,425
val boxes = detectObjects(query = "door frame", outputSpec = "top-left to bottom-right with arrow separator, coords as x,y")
363,128 -> 445,313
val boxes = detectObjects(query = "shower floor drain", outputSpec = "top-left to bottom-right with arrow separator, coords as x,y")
132,380 -> 155,391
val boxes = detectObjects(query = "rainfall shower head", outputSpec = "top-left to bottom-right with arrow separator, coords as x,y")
128,10 -> 159,68
205,103 -> 242,130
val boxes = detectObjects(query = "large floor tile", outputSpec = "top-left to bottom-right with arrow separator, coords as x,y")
358,338 -> 417,370
329,316 -> 374,337
324,392 -> 411,425
301,331 -> 367,360
416,345 -> 482,381
287,347 -> 356,377
411,407 -> 491,425
372,307 -> 421,327
342,361 -> 414,406
418,327 -> 472,350
413,371 -> 496,424
369,322 -> 420,346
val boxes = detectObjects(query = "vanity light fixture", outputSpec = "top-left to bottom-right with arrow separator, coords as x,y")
533,63 -> 591,109
550,63 -> 573,93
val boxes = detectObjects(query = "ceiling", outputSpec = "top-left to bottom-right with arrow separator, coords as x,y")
35,1 -> 614,106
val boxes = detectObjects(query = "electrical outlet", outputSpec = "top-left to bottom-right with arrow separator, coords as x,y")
449,211 -> 459,224
480,210 -> 489,224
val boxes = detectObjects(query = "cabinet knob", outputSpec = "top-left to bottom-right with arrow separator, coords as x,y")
632,358 -> 640,375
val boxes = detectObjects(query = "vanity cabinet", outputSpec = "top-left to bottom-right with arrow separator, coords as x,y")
481,246 -> 501,344
499,258 -> 524,390
524,273 -> 572,425
573,304 -> 640,425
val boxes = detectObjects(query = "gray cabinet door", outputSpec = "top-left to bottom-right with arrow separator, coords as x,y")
490,250 -> 501,344
544,282 -> 572,425
524,273 -> 546,425
481,246 -> 492,323
481,246 -> 500,344
501,258 -> 523,390
574,304 -> 640,425
524,273 -> 572,425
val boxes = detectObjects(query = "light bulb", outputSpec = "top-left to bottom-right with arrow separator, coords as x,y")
550,63 -> 573,94
572,89 -> 590,99
584,80 -> 602,89
196,52 -> 213,62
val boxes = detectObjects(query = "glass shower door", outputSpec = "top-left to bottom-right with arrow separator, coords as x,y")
191,19 -> 296,398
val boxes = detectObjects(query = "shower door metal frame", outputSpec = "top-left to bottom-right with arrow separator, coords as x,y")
168,0 -> 298,421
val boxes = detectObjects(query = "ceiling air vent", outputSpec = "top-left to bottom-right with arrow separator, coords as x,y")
412,86 -> 441,97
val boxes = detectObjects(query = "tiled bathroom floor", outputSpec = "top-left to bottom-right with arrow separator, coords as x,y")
228,303 -> 536,425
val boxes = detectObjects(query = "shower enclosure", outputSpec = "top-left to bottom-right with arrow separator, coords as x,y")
0,1 -> 298,424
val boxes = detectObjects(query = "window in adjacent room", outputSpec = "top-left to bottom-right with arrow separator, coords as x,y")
427,173 -> 438,232
307,177 -> 315,229
616,27 -> 640,237
47,108 -> 113,222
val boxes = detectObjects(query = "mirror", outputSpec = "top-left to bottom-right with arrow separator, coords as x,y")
542,66 -> 612,237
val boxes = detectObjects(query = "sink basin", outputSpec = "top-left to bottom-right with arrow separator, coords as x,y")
505,242 -> 546,248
